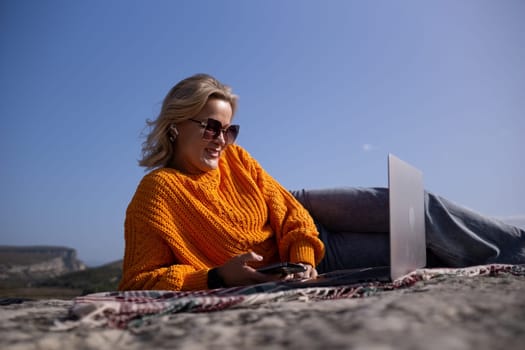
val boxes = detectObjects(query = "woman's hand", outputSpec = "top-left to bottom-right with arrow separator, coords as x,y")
290,263 -> 318,280
215,253 -> 318,287
216,252 -> 281,287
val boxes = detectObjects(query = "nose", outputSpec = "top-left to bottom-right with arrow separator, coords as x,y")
214,129 -> 227,146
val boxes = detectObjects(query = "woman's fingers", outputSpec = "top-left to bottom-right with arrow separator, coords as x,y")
218,252 -> 274,286
237,251 -> 263,265
292,263 -> 318,279
218,253 -> 319,287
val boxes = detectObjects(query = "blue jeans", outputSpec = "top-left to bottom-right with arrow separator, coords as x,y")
291,188 -> 525,274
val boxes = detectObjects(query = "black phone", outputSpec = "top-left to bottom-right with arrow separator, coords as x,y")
256,262 -> 306,275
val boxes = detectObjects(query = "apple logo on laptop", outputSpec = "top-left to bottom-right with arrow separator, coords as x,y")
409,207 -> 416,232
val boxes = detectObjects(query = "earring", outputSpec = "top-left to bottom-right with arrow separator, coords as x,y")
169,125 -> 179,142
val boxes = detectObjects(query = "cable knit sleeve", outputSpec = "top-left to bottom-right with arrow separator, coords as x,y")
232,146 -> 325,266
119,173 -> 209,291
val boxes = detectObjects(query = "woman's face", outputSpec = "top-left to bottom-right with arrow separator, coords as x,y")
171,98 -> 234,174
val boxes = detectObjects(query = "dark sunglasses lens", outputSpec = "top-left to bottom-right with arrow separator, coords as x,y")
225,125 -> 240,144
202,119 -> 222,140
201,118 -> 240,144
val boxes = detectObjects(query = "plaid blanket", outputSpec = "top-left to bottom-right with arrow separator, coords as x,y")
66,264 -> 525,329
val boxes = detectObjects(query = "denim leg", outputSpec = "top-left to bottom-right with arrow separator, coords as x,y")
291,188 -> 390,233
314,223 -> 390,274
425,193 -> 525,266
291,187 -> 525,272
291,188 -> 390,273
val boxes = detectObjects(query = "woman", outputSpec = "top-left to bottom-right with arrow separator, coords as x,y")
119,74 -> 524,291
119,74 -> 324,291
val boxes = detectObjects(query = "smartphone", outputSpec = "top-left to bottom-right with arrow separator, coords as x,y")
257,262 -> 306,275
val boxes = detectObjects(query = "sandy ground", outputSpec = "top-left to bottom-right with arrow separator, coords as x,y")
1,273 -> 524,350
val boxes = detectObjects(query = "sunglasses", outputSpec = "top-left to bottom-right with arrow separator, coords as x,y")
189,118 -> 240,144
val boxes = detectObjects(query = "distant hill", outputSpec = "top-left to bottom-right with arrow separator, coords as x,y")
37,259 -> 123,295
0,245 -> 123,298
0,245 -> 86,288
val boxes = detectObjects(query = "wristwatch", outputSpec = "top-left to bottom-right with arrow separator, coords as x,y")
207,268 -> 226,289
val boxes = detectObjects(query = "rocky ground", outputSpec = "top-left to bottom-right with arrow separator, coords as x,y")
1,272 -> 524,350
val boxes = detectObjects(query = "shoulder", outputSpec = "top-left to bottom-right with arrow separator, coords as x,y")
127,168 -> 187,216
139,168 -> 176,189
220,144 -> 268,183
222,144 -> 258,167
131,168 -> 182,204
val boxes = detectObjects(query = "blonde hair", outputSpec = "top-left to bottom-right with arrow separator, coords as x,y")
139,74 -> 238,169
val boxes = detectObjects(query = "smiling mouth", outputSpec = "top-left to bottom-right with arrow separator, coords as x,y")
205,148 -> 221,158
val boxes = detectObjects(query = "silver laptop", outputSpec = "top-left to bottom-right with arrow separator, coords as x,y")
284,154 -> 426,288
388,153 -> 426,280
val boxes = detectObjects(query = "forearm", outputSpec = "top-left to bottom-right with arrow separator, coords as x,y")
288,239 -> 317,266
119,264 -> 210,291
120,225 -> 210,291
271,189 -> 325,265
259,177 -> 325,265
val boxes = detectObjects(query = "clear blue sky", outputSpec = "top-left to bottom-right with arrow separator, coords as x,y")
1,0 -> 524,266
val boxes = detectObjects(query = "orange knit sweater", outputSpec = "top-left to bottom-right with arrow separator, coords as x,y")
119,145 -> 325,291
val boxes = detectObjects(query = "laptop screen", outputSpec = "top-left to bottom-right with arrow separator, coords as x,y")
388,154 -> 426,280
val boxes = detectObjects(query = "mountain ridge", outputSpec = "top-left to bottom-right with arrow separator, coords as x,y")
0,245 -> 121,297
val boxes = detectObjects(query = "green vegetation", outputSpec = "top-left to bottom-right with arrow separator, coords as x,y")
36,260 -> 123,295
0,246 -> 123,299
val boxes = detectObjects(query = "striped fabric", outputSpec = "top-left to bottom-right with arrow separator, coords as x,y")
68,264 -> 525,329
